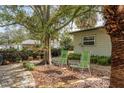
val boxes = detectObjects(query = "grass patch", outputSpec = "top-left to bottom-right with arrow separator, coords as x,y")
23,61 -> 35,71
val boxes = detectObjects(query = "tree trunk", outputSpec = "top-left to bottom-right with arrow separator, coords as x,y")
48,37 -> 52,65
104,5 -> 124,87
42,5 -> 52,65
43,37 -> 52,65
110,36 -> 124,88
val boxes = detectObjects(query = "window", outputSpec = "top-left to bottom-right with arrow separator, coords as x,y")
82,36 -> 95,45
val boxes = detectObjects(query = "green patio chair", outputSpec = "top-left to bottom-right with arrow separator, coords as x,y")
60,49 -> 68,66
70,50 -> 91,75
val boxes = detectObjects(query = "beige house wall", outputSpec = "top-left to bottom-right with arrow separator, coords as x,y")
72,28 -> 112,56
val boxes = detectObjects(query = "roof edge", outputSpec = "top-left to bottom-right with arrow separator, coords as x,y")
70,26 -> 105,34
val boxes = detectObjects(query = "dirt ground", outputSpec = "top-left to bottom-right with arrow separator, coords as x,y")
32,64 -> 110,88
0,59 -> 111,88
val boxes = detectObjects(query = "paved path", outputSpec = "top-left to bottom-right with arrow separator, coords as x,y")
0,63 -> 35,88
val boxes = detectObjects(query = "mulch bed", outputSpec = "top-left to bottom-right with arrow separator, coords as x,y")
32,65 -> 110,88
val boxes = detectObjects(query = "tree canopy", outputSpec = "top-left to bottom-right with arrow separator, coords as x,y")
0,6 -> 99,39
75,6 -> 103,29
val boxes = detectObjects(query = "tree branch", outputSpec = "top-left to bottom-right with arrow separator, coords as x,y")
30,5 -> 44,26
55,7 -> 90,31
0,22 -> 17,27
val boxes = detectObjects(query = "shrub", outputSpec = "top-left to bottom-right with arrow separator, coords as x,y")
32,52 -> 39,59
19,52 -> 28,60
51,48 -> 61,57
21,49 -> 34,57
68,53 -> 111,66
0,51 -> 21,63
0,49 -> 45,64
108,57 -> 111,64
6,48 -> 17,52
97,56 -> 110,66
40,52 -> 44,58
26,50 -> 33,56
23,61 -> 35,71
15,56 -> 22,62
68,53 -> 81,60
90,55 -> 98,64
32,51 -> 44,59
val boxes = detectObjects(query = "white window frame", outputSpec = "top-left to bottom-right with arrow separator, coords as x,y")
82,35 -> 96,46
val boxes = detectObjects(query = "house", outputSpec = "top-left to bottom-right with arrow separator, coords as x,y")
70,26 -> 112,57
0,44 -> 22,50
22,39 -> 60,49
22,39 -> 41,48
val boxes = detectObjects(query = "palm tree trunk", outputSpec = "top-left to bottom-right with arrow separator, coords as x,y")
104,5 -> 124,87
110,36 -> 124,87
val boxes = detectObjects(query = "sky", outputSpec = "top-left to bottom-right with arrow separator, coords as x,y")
0,27 -> 6,33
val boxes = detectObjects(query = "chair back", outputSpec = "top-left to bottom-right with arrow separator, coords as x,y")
80,50 -> 90,68
61,49 -> 68,64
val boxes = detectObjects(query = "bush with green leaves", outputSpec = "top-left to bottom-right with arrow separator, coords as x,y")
51,48 -> 61,57
108,56 -> 111,64
32,51 -> 39,59
68,53 -> 81,60
26,50 -> 34,56
15,56 -> 22,62
97,56 -> 111,66
0,49 -> 44,64
5,48 -> 18,52
60,32 -> 74,50
68,53 -> 111,65
90,55 -> 98,64
23,61 -> 35,71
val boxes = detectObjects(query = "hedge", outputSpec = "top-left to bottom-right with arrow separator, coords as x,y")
68,53 -> 111,66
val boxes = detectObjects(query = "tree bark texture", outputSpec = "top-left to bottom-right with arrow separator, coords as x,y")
104,5 -> 124,88
43,37 -> 52,65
